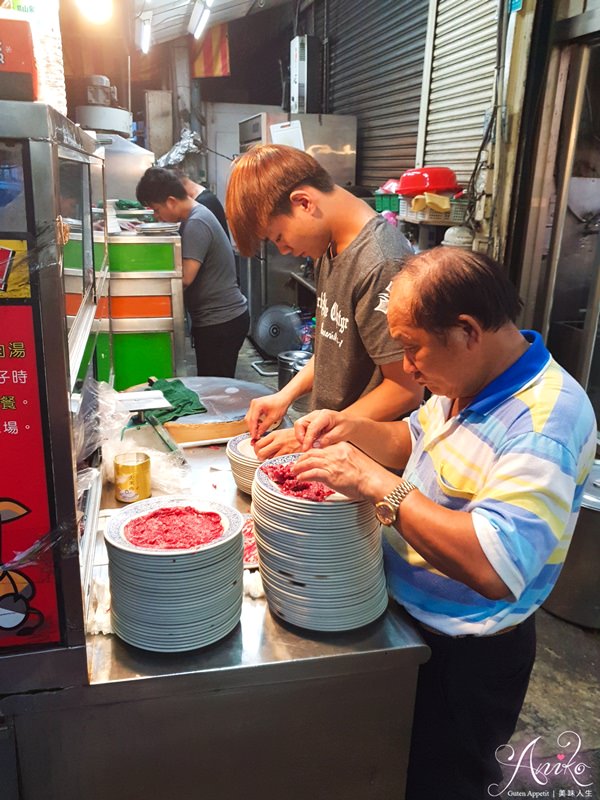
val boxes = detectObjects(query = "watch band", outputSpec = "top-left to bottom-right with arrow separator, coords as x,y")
384,480 -> 417,507
374,480 -> 417,525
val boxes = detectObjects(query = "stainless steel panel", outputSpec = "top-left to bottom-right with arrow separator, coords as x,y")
171,275 -> 187,376
239,112 -> 357,185
110,318 -> 174,332
289,113 -> 357,186
108,278 -> 173,295
75,106 -> 132,138
108,270 -> 182,280
9,661 -> 422,800
99,134 -> 155,201
543,500 -> 600,628
0,101 -> 97,155
68,303 -> 98,388
79,470 -> 103,621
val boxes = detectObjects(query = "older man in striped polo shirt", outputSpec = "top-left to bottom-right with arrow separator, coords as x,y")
292,247 -> 597,800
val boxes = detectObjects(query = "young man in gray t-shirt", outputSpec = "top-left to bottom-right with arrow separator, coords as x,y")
226,145 -> 422,459
137,167 -> 248,378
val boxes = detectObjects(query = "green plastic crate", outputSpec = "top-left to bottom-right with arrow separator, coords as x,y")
375,193 -> 400,212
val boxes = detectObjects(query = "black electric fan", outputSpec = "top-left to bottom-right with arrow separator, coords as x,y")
251,304 -> 302,376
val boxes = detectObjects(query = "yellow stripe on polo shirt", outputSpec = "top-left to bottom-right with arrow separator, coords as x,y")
428,438 -> 491,498
519,364 -> 564,434
476,477 -> 571,540
481,457 -> 574,512
383,526 -> 447,575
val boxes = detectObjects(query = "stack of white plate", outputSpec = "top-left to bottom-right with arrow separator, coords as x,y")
226,434 -> 262,494
104,496 -> 244,652
251,455 -> 388,632
136,222 -> 180,236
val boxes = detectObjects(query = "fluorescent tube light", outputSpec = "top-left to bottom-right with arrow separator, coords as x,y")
140,11 -> 152,54
188,1 -> 211,40
193,8 -> 211,39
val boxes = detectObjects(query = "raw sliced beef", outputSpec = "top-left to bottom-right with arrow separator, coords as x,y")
262,464 -> 334,502
124,506 -> 224,550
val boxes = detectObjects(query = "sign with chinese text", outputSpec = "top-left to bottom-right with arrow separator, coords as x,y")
0,304 -> 60,646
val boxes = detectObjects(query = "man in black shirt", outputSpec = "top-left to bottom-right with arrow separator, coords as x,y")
174,168 -> 230,240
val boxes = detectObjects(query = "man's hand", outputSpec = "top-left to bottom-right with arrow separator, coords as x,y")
294,409 -> 354,451
245,392 -> 290,440
253,428 -> 302,460
292,442 -> 396,502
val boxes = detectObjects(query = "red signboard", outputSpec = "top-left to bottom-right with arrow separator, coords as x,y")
0,304 -> 60,646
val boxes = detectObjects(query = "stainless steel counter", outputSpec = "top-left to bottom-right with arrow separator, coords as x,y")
4,443 -> 429,800
89,442 -> 426,687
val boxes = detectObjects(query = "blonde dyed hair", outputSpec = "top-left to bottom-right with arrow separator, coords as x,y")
225,144 -> 334,255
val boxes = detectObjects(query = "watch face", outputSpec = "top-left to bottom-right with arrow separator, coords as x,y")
375,501 -> 396,526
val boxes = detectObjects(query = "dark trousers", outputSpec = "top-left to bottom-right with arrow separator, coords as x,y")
191,309 -> 249,378
405,614 -> 536,800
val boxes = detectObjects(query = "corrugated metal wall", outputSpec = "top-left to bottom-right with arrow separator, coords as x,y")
422,0 -> 499,184
311,0 -> 428,189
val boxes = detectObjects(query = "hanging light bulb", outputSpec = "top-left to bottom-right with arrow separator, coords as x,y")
75,0 -> 114,24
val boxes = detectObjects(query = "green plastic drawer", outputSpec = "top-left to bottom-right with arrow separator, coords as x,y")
108,242 -> 176,272
112,331 -> 173,391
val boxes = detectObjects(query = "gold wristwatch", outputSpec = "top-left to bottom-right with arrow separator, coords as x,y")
375,480 -> 417,525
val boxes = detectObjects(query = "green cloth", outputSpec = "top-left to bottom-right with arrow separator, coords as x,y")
147,379 -> 206,423
115,199 -> 146,210
97,199 -> 145,209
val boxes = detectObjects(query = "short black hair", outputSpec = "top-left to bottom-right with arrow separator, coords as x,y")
398,247 -> 523,333
136,167 -> 188,206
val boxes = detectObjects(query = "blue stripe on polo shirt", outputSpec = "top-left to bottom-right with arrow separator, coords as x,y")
573,482 -> 586,506
473,504 -> 560,575
383,541 -> 498,612
465,330 -> 550,417
528,562 -> 563,593
493,437 -> 576,474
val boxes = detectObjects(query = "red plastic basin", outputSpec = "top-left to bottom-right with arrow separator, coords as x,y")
398,167 -> 459,196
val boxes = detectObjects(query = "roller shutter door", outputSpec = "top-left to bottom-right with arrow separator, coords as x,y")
313,0 -> 428,189
421,0 -> 499,185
